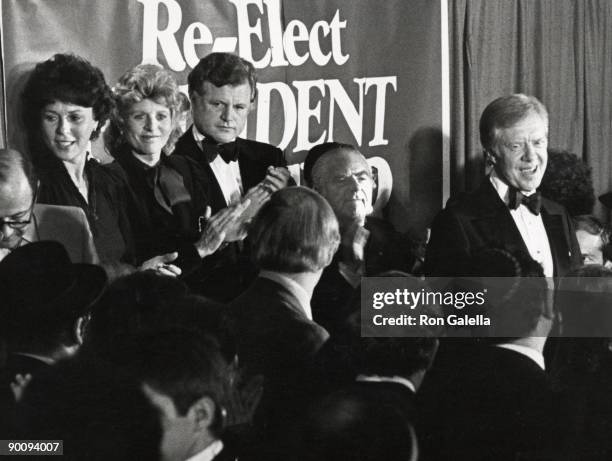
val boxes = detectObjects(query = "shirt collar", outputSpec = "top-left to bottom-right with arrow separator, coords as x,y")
355,374 -> 417,393
259,270 -> 312,320
490,170 -> 537,205
192,125 -> 206,144
185,440 -> 224,461
495,343 -> 546,370
14,352 -> 55,365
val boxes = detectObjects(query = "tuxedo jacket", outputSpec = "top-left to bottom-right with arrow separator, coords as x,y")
228,277 -> 329,379
311,217 -> 417,335
173,128 -> 286,213
425,180 -> 581,277
418,345 -> 560,461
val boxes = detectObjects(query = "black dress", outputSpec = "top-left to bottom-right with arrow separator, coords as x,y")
36,154 -> 135,266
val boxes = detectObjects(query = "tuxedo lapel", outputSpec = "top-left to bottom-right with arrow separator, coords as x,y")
236,138 -> 269,191
175,128 -> 228,211
469,181 -> 531,256
541,205 -> 569,277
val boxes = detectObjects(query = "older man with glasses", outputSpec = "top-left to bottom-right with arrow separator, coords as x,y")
0,148 -> 98,263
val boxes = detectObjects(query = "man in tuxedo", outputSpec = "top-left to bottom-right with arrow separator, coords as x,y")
173,52 -> 291,300
304,142 -> 417,334
418,252 -> 561,460
174,52 -> 290,212
425,94 -> 581,277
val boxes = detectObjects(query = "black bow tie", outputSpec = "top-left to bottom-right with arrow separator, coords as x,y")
509,189 -> 542,215
201,138 -> 238,164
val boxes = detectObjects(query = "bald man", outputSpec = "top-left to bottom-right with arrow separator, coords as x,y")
0,148 -> 98,263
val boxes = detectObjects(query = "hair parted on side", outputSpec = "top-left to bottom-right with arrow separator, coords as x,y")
479,93 -> 549,153
249,186 -> 340,273
106,64 -> 182,155
21,53 -> 113,148
188,52 -> 257,101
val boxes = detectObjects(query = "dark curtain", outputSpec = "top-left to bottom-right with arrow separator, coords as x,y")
450,0 -> 612,218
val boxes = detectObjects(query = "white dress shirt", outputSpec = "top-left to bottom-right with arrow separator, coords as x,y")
495,343 -> 546,370
489,171 -> 554,277
185,439 -> 224,461
192,126 -> 243,206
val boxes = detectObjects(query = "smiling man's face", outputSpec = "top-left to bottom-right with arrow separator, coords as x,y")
490,111 -> 548,193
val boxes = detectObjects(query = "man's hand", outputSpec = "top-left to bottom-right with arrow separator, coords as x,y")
10,373 -> 32,402
140,252 -> 182,277
261,166 -> 292,193
195,200 -> 251,258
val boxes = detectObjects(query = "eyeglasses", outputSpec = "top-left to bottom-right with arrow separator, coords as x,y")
0,189 -> 37,237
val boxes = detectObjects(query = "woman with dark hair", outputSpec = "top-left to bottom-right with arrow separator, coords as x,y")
21,54 -> 130,264
21,54 -> 178,276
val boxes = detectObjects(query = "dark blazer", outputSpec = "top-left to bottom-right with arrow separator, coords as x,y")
173,127 -> 286,213
425,179 -> 581,277
312,217 -> 417,334
228,276 -> 329,458
228,277 -> 328,378
418,345 -> 560,461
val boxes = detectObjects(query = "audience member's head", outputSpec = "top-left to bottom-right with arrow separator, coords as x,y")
305,142 -> 374,230
188,52 -> 257,144
0,149 -> 38,252
18,357 -> 161,461
479,94 -> 548,193
539,149 -> 595,216
21,53 -> 113,163
176,91 -> 192,133
573,215 -> 610,266
336,273 -> 441,390
468,249 -> 552,342
106,63 -> 182,156
84,271 -> 189,363
131,328 -> 229,461
250,186 -> 340,274
558,265 -> 612,338
0,241 -> 106,359
282,385 -> 418,461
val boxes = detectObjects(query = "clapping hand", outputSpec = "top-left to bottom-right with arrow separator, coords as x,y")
195,200 -> 251,258
140,252 -> 182,277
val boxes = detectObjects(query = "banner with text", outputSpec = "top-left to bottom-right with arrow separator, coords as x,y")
2,0 -> 443,231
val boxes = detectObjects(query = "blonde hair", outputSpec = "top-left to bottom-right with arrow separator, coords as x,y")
106,64 -> 183,156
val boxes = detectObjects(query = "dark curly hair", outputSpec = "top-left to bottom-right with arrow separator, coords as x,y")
540,149 -> 595,216
21,53 -> 114,156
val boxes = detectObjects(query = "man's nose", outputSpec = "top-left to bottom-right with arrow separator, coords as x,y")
220,105 -> 232,122
0,223 -> 15,240
522,142 -> 538,161
346,175 -> 360,192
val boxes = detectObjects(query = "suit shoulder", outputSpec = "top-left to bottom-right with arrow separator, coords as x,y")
236,137 -> 284,162
541,196 -> 569,215
35,203 -> 87,220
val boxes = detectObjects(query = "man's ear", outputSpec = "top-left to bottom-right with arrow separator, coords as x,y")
485,149 -> 497,165
73,315 -> 91,345
188,396 -> 217,432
